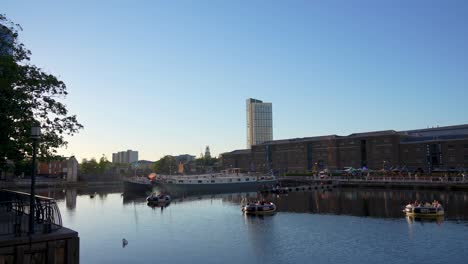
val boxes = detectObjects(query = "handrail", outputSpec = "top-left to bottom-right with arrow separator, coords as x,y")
1,189 -> 55,201
0,189 -> 62,236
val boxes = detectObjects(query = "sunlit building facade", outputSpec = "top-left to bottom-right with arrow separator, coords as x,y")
223,124 -> 468,173
246,98 -> 273,148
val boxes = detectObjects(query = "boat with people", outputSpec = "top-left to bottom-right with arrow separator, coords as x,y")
242,201 -> 277,215
146,193 -> 171,205
404,200 -> 444,217
154,168 -> 277,194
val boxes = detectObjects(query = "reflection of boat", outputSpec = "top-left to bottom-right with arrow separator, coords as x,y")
404,204 -> 444,217
123,177 -> 153,192
242,201 -> 276,215
406,215 -> 444,224
122,192 -> 148,205
147,193 -> 171,204
156,168 -> 276,194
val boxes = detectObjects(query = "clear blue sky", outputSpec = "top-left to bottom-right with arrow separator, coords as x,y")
3,0 -> 468,161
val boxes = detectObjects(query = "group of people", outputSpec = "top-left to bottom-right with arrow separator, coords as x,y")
408,200 -> 442,208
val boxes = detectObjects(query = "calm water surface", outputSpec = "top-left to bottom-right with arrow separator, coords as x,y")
41,188 -> 468,264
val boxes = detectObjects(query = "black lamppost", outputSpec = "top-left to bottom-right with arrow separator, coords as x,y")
29,123 -> 41,235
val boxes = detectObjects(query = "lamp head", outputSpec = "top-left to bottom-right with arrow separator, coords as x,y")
30,122 -> 41,140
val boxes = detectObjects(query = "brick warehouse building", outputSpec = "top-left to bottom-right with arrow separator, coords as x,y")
220,124 -> 468,174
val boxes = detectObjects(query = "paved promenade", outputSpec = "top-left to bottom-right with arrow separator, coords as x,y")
279,176 -> 468,190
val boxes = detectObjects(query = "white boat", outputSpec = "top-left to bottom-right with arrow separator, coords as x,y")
242,201 -> 276,215
404,202 -> 444,217
155,168 -> 277,194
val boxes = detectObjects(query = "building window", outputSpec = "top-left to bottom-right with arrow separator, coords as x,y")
448,157 -> 456,162
464,144 -> 468,149
403,148 -> 408,153
448,145 -> 455,150
465,155 -> 468,161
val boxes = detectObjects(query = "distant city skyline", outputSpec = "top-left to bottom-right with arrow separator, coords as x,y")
2,1 -> 468,161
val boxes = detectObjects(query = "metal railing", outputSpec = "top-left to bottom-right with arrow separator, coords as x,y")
0,189 -> 62,236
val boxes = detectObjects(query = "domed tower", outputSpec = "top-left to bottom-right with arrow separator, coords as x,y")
204,146 -> 211,159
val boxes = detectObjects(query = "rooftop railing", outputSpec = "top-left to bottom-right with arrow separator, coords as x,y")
0,189 -> 62,236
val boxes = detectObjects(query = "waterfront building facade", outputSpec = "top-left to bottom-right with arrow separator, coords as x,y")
112,149 -> 139,164
246,98 -> 273,148
37,156 -> 79,181
221,124 -> 468,174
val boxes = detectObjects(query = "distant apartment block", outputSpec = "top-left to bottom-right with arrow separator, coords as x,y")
112,150 -> 139,164
246,98 -> 273,148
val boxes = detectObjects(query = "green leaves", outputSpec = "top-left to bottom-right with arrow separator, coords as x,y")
153,155 -> 176,174
0,15 -> 83,170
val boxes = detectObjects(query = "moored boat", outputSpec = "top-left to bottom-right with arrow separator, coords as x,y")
404,201 -> 444,217
242,201 -> 276,215
155,168 -> 277,194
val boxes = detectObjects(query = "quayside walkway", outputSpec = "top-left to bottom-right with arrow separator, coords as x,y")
278,176 -> 468,190
0,190 -> 79,264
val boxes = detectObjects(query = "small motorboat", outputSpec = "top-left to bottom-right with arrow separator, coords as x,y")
242,201 -> 276,215
147,193 -> 171,204
404,202 -> 444,217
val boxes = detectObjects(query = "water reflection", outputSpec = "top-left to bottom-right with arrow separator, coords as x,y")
406,215 -> 444,225
217,188 -> 468,221
65,188 -> 77,210
118,187 -> 468,221
51,186 -> 468,222
50,187 -> 468,264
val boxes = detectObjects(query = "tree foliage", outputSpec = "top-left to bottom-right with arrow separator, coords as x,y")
153,155 -> 176,174
196,156 -> 218,166
80,156 -> 110,175
0,15 -> 83,170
